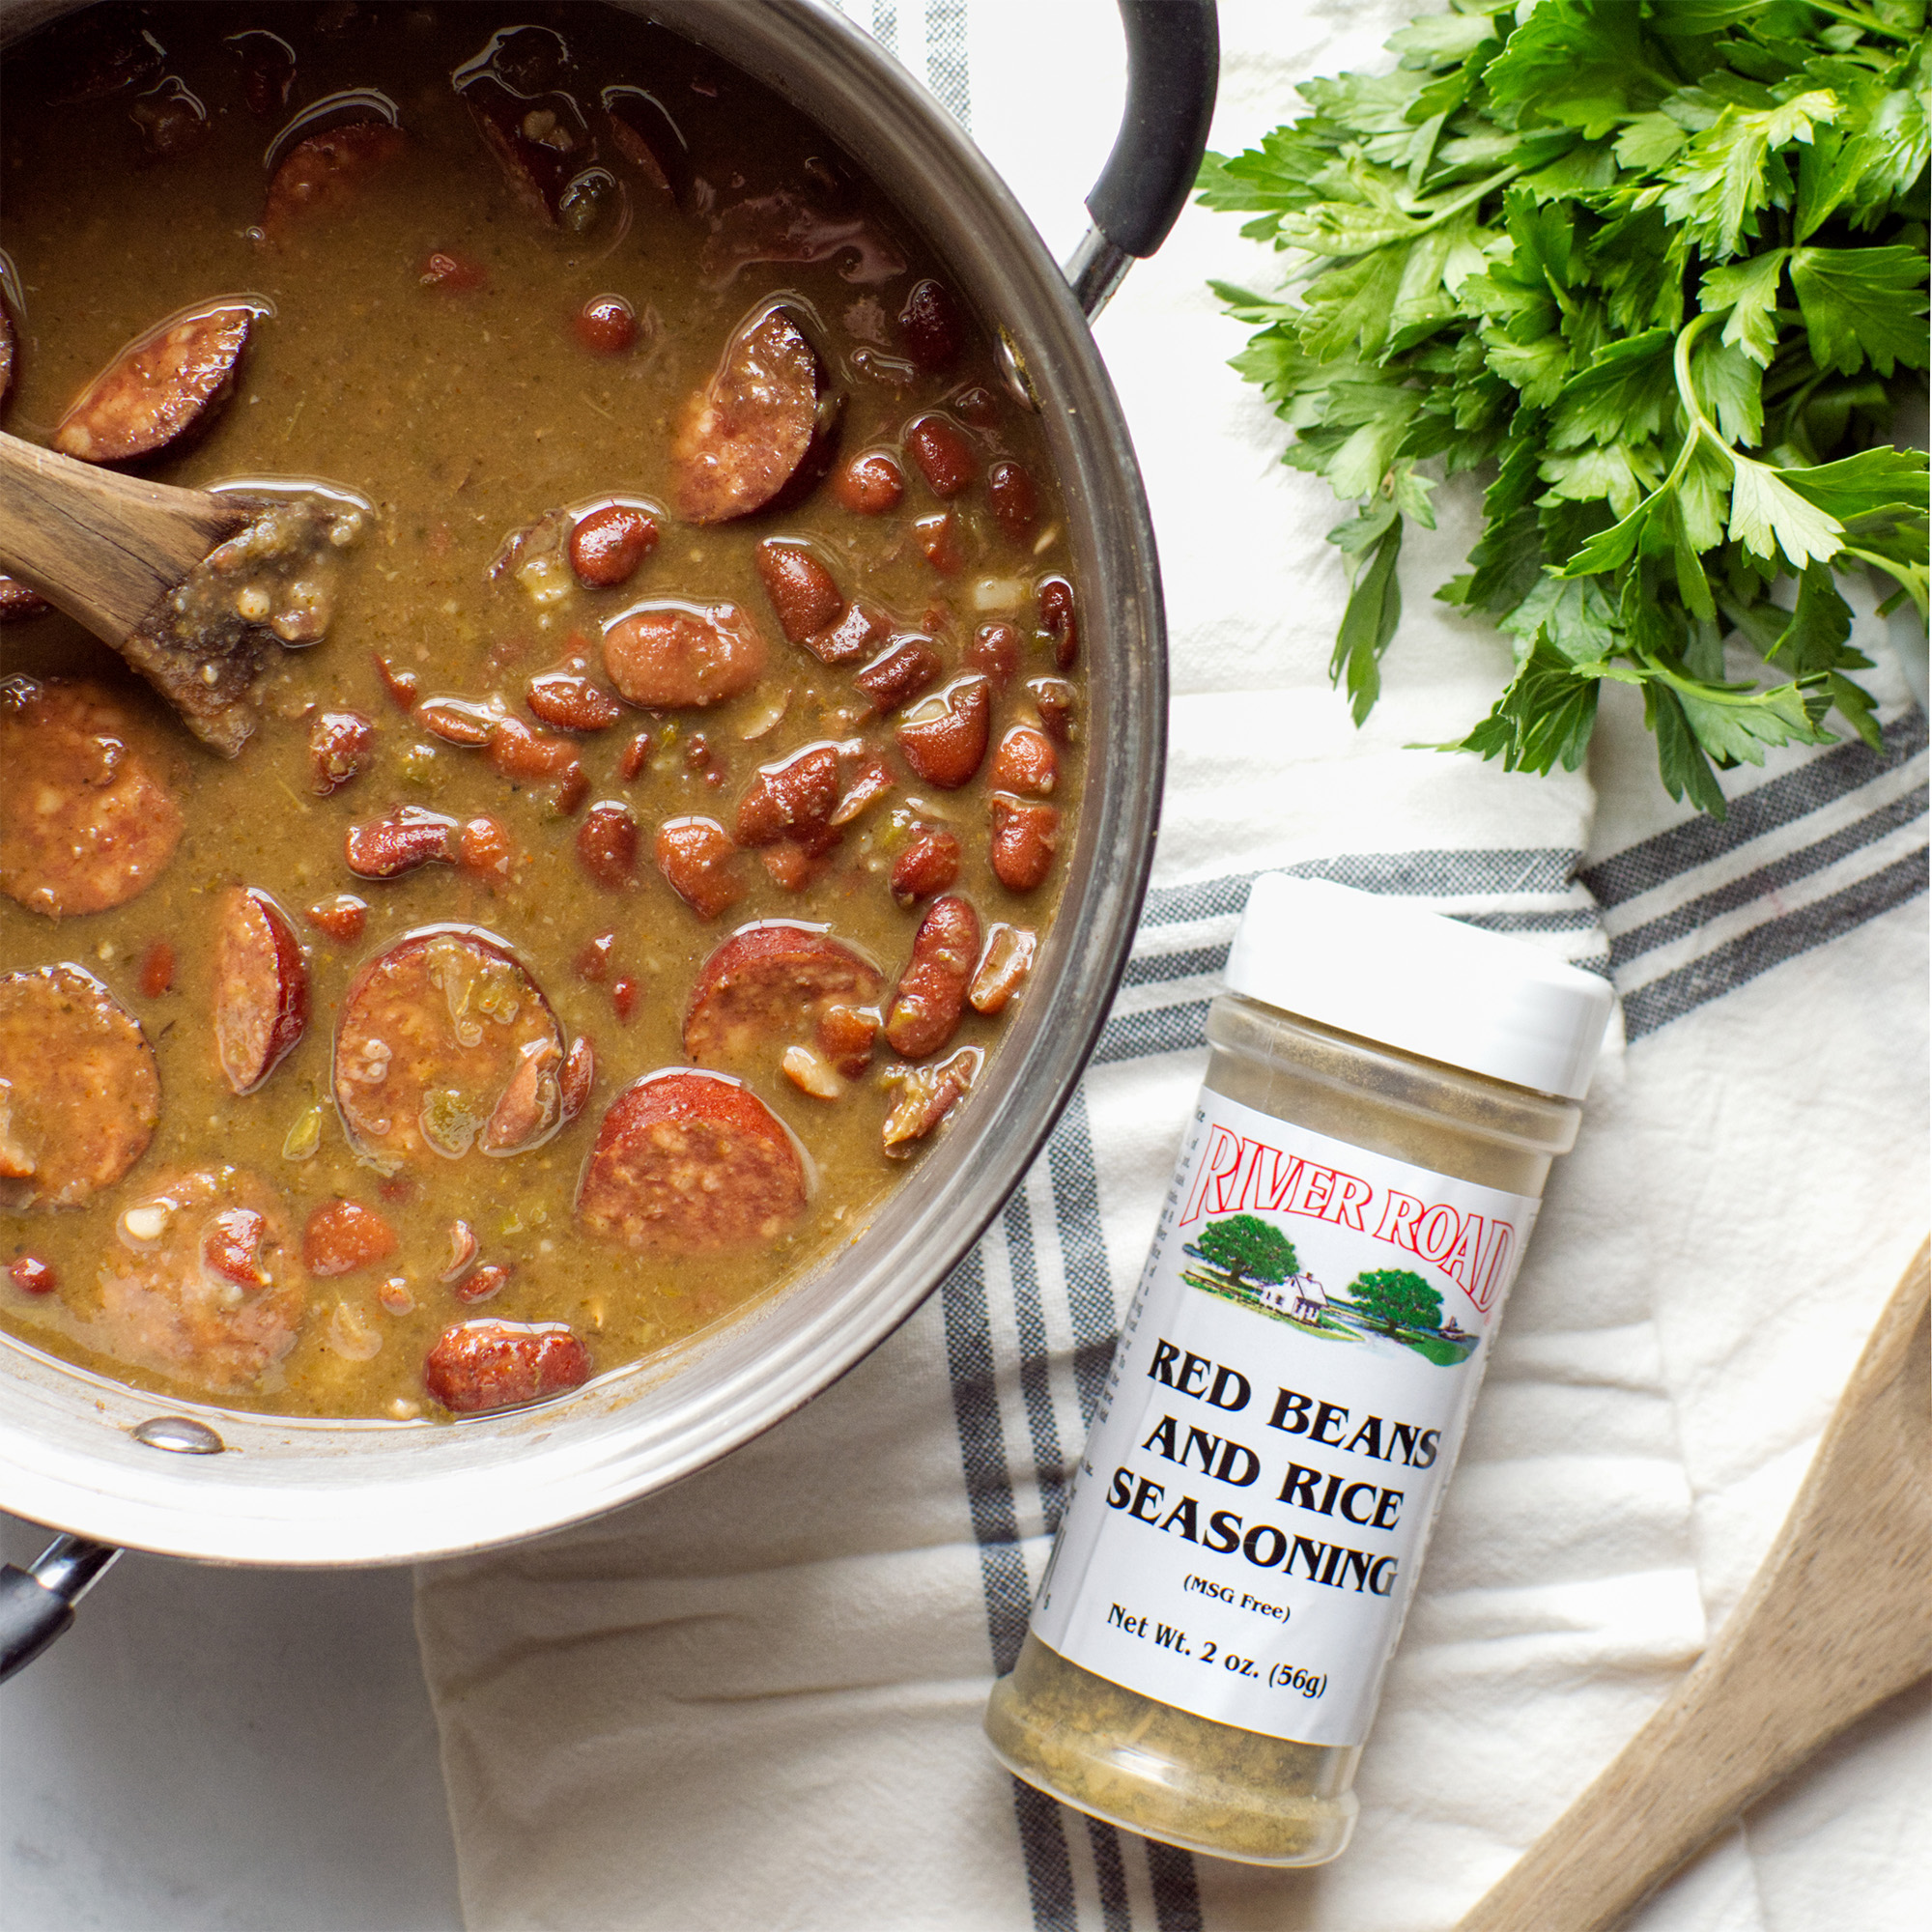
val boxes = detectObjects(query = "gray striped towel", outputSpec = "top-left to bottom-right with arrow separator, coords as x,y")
413,5 -> 1929,1927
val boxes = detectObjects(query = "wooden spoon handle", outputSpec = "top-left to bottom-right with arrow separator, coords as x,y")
0,429 -> 244,643
1456,1241 -> 1932,1932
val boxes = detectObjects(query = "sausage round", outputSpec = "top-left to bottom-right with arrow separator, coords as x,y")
424,1320 -> 591,1414
671,306 -> 828,525
263,122 -> 407,237
52,299 -> 262,464
92,1167 -> 303,1392
0,964 -> 159,1210
684,922 -> 884,1066
603,598 -> 769,708
0,677 -> 183,916
578,1070 -> 808,1254
213,886 -> 309,1094
332,926 -> 566,1165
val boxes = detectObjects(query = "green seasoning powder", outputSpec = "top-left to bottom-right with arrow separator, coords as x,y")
983,877 -> 1611,1866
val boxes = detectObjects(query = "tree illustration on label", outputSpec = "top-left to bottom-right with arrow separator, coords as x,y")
1192,1213 -> 1296,1294
1343,1268 -> 1440,1339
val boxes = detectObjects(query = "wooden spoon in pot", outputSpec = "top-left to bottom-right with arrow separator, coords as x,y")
1455,1239 -> 1932,1932
0,429 -> 363,754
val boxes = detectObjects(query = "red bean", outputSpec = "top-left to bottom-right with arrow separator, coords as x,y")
969,923 -> 1037,1014
202,1207 -> 273,1288
1026,676 -> 1078,745
830,749 -> 895,828
575,295 -> 639,355
459,815 -> 515,880
420,249 -> 487,291
373,654 -> 420,712
854,637 -> 942,714
302,1199 -> 398,1278
576,930 -> 616,982
990,794 -> 1061,892
306,895 -> 368,943
914,512 -> 965,576
952,385 -> 1001,428
603,599 -> 768,708
808,601 -> 888,667
611,974 -> 640,1021
138,938 -> 175,999
453,1261 -> 515,1306
1038,576 -> 1079,669
310,709 -> 374,794
577,801 -> 639,887
898,278 -> 965,373
890,830 -> 960,906
619,728 -> 654,780
832,450 -> 903,515
559,1036 -> 596,1122
418,696 -> 500,748
8,1256 -> 56,1294
345,808 -> 458,879
904,414 -> 978,499
886,895 -> 980,1058
987,459 -> 1039,541
817,1004 -> 878,1078
990,724 -> 1058,796
568,505 -> 657,587
424,1320 -> 590,1413
882,1047 -> 980,1154
755,541 -> 844,644
656,816 -> 749,919
967,622 -> 1020,692
896,675 -> 990,788
735,744 -> 841,851
488,716 -> 581,779
526,670 -> 624,731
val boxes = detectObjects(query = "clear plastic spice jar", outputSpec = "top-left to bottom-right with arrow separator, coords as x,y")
984,876 -> 1615,1866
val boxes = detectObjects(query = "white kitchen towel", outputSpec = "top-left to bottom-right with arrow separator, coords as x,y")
413,4 -> 1931,1928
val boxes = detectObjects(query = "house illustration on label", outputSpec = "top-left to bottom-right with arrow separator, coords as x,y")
1254,1271 -> 1329,1324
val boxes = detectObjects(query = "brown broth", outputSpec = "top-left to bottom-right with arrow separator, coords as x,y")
0,1 -> 1084,1420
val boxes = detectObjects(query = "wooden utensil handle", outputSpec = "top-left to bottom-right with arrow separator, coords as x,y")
1456,1242 -> 1932,1932
0,430 -> 244,642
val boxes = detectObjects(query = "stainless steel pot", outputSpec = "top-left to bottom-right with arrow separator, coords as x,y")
0,0 -> 1215,1670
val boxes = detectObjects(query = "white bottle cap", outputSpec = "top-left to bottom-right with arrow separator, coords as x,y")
1223,875 -> 1615,1100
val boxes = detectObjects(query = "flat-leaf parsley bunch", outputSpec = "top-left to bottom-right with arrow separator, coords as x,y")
1200,0 -> 1930,814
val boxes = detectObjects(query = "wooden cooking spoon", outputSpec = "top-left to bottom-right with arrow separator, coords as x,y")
1455,1239 -> 1931,1932
0,428 -> 360,754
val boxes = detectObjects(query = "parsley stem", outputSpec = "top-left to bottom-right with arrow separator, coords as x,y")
1798,0 -> 1913,44
1844,548 -> 1931,621
1401,164 -> 1522,238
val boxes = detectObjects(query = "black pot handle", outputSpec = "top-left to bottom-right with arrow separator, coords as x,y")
1,1534 -> 119,1683
1067,0 -> 1219,316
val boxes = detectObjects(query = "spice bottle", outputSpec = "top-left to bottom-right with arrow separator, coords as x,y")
984,876 -> 1614,1866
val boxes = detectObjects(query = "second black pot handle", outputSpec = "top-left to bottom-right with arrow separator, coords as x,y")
1,1534 -> 120,1683
1067,0 -> 1219,317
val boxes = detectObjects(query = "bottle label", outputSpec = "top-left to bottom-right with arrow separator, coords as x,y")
1030,1089 -> 1541,1748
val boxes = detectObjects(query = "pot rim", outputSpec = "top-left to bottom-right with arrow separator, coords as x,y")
0,0 -> 1166,1567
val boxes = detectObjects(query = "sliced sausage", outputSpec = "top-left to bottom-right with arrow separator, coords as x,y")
904,414 -> 978,499
883,1046 -> 982,1155
213,887 -> 308,1095
832,450 -> 903,515
51,299 -> 261,464
0,677 -> 182,917
890,830 -> 960,906
990,795 -> 1062,892
578,1070 -> 808,1254
683,923 -> 884,1066
886,895 -> 980,1058
41,11 -> 164,103
459,815 -> 516,880
569,504 -> 657,586
526,671 -> 623,731
896,675 -> 989,788
970,923 -> 1037,1014
734,742 -> 840,851
424,1320 -> 591,1414
463,77 -> 589,226
91,1168 -> 302,1392
264,122 -> 408,237
898,278 -> 966,373
559,1035 -> 595,1122
755,540 -> 843,643
991,724 -> 1059,796
310,709 -> 374,794
605,86 -> 690,202
230,30 -> 296,119
332,926 -> 566,1166
603,598 -> 768,708
0,965 -> 159,1210
670,306 -> 830,525
655,815 -> 750,919
302,1198 -> 399,1277
855,638 -> 942,714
